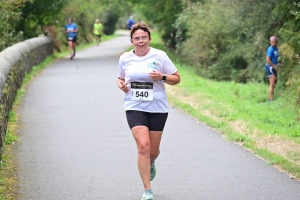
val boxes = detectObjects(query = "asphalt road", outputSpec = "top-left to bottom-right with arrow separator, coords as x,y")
15,32 -> 300,200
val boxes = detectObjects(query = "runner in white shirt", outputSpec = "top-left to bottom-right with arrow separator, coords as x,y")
117,21 -> 180,200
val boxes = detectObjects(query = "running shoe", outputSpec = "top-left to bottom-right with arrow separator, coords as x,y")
141,189 -> 154,200
150,163 -> 156,181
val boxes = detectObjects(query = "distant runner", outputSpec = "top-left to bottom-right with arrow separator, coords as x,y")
93,19 -> 103,45
65,17 -> 78,60
127,16 -> 134,30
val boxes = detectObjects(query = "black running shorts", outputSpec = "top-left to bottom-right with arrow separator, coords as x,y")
126,110 -> 168,131
67,36 -> 77,42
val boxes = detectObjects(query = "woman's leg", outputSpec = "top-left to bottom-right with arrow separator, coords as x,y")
132,126 -> 152,190
149,131 -> 163,165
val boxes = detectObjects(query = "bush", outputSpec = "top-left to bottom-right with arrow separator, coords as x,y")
103,4 -> 121,35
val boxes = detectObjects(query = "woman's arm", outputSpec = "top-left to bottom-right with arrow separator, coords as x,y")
163,71 -> 180,85
149,70 -> 180,85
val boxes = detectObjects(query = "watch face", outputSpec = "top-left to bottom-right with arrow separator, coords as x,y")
162,75 -> 166,80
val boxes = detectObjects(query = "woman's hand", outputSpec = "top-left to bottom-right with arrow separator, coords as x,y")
117,78 -> 129,93
149,70 -> 162,81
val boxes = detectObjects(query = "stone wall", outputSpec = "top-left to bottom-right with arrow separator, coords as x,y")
0,36 -> 53,152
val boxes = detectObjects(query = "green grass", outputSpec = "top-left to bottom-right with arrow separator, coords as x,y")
178,73 -> 299,136
172,64 -> 299,137
0,110 -> 19,200
254,148 -> 300,178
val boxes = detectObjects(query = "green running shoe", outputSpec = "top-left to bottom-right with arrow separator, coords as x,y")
150,163 -> 156,181
141,189 -> 154,200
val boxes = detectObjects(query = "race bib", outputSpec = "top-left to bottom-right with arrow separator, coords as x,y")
131,82 -> 153,101
68,37 -> 73,40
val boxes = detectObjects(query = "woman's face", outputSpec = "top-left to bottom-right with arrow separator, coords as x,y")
131,29 -> 151,56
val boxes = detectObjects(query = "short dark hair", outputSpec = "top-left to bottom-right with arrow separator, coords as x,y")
130,21 -> 151,38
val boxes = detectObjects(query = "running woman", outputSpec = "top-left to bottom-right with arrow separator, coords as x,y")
65,17 -> 78,60
117,21 -> 180,200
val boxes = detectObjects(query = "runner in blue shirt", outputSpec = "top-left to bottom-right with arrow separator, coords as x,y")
265,36 -> 279,102
65,18 -> 78,60
127,16 -> 134,30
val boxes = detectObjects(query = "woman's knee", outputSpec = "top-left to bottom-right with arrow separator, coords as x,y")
138,142 -> 151,156
150,149 -> 160,158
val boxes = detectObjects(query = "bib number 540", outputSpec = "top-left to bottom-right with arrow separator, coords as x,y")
131,89 -> 153,101
135,91 -> 149,98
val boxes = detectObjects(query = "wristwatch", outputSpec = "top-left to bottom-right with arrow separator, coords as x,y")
161,75 -> 167,82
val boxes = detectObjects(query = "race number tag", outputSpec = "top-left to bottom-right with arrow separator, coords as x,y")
131,82 -> 153,101
68,37 -> 73,40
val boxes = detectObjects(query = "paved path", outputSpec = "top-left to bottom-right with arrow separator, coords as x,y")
15,32 -> 300,200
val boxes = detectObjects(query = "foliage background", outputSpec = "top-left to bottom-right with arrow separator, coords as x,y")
0,0 -> 299,106
173,0 -> 300,107
1,0 -> 300,198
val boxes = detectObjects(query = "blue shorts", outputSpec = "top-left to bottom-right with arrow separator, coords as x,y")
265,64 -> 277,78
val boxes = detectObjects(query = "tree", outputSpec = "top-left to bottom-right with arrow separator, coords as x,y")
0,0 -> 28,50
129,0 -> 183,48
16,0 -> 68,38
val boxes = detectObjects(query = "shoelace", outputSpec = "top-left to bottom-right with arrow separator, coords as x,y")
151,164 -> 155,170
145,189 -> 153,196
